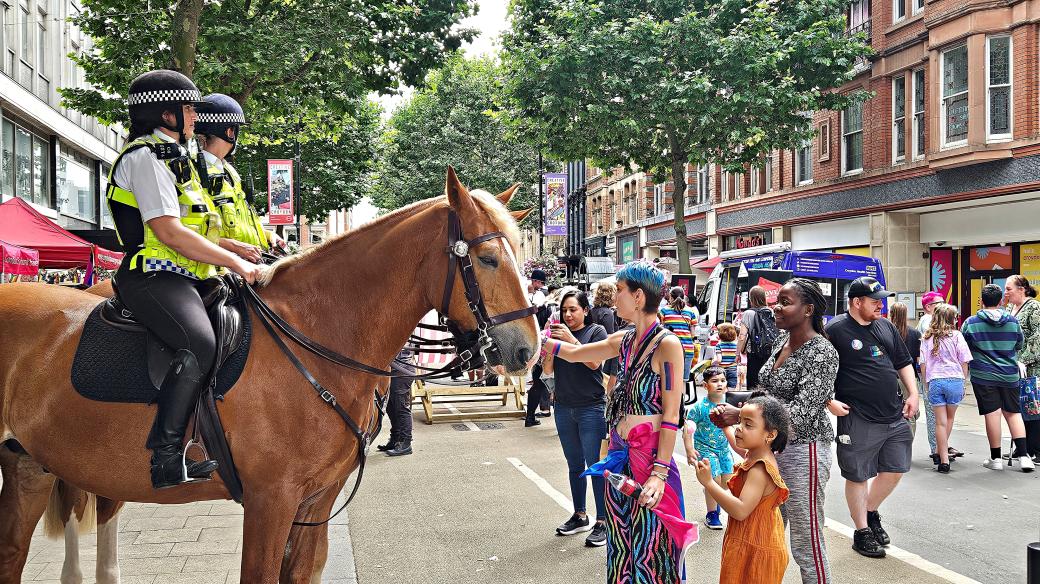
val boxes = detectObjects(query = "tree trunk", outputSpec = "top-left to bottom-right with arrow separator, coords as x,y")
666,126 -> 691,273
168,0 -> 204,76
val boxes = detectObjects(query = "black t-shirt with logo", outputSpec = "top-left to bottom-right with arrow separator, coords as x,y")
825,313 -> 913,424
553,323 -> 608,407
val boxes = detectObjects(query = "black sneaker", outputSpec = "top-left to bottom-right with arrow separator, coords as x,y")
585,521 -> 607,547
937,462 -> 950,474
852,527 -> 886,558
524,418 -> 541,427
556,513 -> 592,536
537,409 -> 552,418
866,510 -> 890,546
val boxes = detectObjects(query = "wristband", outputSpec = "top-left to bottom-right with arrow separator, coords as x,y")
652,460 -> 670,470
552,341 -> 562,357
660,421 -> 679,432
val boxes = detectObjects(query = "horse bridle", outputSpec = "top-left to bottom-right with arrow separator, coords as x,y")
241,207 -> 536,525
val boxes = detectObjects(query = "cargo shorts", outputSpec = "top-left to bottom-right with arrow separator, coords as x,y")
835,410 -> 913,482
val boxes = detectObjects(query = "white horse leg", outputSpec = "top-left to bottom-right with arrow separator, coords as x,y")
95,513 -> 121,584
59,519 -> 83,584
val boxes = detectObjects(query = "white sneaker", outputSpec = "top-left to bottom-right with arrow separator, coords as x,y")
1018,456 -> 1035,473
982,458 -> 1004,471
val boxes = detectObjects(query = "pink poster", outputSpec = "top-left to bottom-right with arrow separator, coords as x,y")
930,249 -> 954,303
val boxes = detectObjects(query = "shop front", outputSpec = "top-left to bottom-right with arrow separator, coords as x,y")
722,230 -> 772,251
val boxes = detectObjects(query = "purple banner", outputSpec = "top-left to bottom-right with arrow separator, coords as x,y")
543,173 -> 567,236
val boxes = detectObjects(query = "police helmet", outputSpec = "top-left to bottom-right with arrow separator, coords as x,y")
196,93 -> 247,148
127,69 -> 204,143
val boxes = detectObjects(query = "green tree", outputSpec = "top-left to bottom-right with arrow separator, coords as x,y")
501,0 -> 872,269
372,54 -> 540,218
62,0 -> 476,218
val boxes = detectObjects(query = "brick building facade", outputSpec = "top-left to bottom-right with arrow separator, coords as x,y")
589,0 -> 1040,317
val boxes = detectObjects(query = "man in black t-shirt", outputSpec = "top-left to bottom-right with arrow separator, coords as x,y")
825,277 -> 919,559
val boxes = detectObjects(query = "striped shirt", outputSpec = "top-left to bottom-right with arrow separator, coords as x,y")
717,341 -> 739,369
961,309 -> 1024,389
660,307 -> 698,358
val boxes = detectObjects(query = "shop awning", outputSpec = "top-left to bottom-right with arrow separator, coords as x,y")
0,239 -> 38,276
691,255 -> 722,271
0,197 -> 123,270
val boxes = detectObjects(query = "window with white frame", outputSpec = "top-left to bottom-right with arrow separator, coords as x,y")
36,6 -> 48,100
653,183 -> 665,216
842,102 -> 863,174
694,164 -> 709,204
764,153 -> 773,192
912,0 -> 924,15
941,44 -> 968,146
721,171 -> 730,201
19,4 -> 31,89
893,0 -> 905,22
733,172 -> 743,200
892,75 -> 906,164
912,68 -> 925,159
796,143 -> 813,184
986,35 -> 1012,140
750,166 -> 759,195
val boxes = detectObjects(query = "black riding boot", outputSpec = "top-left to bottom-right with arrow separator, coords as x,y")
146,350 -> 219,489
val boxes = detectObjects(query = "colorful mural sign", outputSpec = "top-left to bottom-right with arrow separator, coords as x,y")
930,249 -> 955,303
968,245 -> 1013,272
543,173 -> 567,236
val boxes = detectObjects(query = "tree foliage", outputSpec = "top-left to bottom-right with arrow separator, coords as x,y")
501,0 -> 872,267
372,54 -> 540,218
62,0 -> 476,218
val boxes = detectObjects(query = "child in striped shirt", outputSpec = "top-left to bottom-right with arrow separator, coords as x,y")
714,322 -> 740,390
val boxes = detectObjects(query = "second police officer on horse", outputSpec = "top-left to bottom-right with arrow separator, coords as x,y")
106,70 -> 263,489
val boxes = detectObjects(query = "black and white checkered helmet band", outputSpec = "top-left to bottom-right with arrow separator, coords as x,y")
128,89 -> 203,106
196,112 -> 246,124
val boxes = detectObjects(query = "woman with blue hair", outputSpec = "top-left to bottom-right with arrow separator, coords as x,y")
544,261 -> 696,583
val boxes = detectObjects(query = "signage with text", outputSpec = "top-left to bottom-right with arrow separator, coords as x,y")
267,159 -> 294,226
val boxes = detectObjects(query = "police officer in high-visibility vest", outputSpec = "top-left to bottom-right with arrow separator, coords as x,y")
193,93 -> 286,258
107,70 -> 263,489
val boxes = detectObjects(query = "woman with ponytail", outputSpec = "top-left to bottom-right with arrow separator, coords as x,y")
1006,274 -> 1040,462
709,278 -> 839,583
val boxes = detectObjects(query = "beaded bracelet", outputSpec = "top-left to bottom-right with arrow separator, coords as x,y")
660,421 -> 679,432
651,471 -> 669,482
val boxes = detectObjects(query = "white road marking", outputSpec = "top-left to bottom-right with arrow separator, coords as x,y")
507,457 -> 573,512
445,404 -> 481,431
824,518 -> 983,584
510,455 -> 982,584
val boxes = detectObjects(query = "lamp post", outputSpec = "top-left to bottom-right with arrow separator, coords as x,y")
537,151 -> 544,256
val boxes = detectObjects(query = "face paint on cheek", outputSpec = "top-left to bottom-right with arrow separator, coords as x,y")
663,362 -> 673,391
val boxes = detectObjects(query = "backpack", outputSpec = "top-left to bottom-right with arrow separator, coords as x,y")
746,307 -> 780,361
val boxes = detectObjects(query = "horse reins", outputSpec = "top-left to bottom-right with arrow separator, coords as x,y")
242,208 -> 536,526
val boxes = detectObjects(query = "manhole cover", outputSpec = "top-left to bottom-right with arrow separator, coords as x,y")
451,423 -> 471,431
476,422 -> 505,430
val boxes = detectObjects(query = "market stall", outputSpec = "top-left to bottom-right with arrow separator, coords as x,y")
0,197 -> 122,285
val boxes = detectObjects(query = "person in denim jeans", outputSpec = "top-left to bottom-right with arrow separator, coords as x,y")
543,289 -> 610,546
920,304 -> 972,473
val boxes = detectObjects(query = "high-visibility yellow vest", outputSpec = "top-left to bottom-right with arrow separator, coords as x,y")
106,134 -> 222,280
202,158 -> 269,250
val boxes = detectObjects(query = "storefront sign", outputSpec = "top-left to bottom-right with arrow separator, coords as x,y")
1020,244 -> 1040,285
618,235 -> 638,264
724,231 -> 772,250
267,159 -> 294,226
543,173 -> 567,236
930,249 -> 955,303
969,245 -> 1012,272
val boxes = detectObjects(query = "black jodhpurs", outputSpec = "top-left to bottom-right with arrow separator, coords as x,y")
115,266 -> 217,374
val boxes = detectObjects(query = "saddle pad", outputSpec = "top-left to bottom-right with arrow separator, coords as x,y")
71,302 -> 252,403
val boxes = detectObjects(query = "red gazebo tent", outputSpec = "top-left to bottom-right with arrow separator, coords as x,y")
0,197 -> 123,276
0,239 -> 39,278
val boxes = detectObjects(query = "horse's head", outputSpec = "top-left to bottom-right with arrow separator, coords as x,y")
440,167 -> 540,375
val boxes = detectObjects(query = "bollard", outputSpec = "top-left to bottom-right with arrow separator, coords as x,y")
1029,542 -> 1040,584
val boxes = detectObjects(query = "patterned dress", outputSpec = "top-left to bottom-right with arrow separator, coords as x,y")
606,326 -> 685,584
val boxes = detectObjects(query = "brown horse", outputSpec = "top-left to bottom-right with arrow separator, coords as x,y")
0,168 -> 539,583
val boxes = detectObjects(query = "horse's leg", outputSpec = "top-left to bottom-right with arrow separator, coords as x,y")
60,520 -> 84,584
280,478 -> 348,584
0,444 -> 56,584
95,498 -> 124,584
240,489 -> 305,583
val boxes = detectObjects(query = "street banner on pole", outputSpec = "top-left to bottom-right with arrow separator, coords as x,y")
543,173 -> 567,236
267,159 -> 294,225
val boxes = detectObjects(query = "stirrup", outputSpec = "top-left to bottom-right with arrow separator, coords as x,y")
180,439 -> 213,484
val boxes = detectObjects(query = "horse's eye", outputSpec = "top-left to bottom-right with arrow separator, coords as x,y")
478,256 -> 498,268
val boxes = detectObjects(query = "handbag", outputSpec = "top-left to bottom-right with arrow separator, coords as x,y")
1021,376 -> 1040,420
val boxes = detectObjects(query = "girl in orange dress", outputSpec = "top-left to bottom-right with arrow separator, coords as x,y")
696,393 -> 791,584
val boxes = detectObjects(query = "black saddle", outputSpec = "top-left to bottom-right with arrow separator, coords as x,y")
71,275 -> 252,403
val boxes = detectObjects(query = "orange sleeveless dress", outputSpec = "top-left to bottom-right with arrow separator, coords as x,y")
719,458 -> 790,584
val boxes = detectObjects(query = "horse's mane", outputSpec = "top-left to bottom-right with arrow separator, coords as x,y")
258,189 -> 519,287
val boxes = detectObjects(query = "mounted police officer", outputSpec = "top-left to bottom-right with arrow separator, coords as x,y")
107,69 -> 263,489
193,93 -> 286,260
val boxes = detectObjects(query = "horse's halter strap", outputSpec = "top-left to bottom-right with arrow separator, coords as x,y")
440,209 -> 538,364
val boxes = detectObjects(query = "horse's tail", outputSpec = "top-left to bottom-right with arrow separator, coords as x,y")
43,480 -> 96,538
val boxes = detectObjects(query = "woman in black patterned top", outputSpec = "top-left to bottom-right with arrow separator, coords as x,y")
713,279 -> 839,583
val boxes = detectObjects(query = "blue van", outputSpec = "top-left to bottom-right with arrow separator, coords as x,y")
694,242 -> 886,336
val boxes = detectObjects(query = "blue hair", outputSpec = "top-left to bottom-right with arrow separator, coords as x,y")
616,261 -> 665,314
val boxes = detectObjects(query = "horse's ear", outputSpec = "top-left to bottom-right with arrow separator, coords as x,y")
445,166 -> 476,215
497,183 -> 522,205
510,208 -> 534,222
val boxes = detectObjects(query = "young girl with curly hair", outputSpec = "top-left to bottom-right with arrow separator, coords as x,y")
920,303 -> 973,473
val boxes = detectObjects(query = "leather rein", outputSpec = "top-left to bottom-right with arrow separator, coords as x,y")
241,209 -> 536,526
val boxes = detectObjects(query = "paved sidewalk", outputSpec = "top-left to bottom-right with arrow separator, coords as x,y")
20,495 -> 357,583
